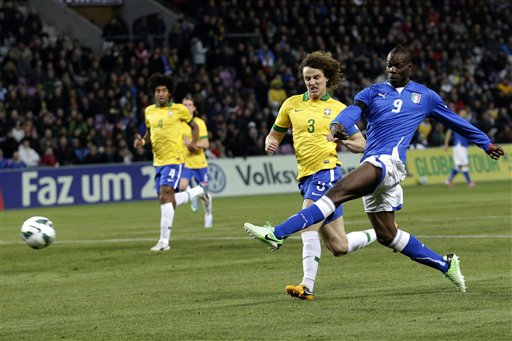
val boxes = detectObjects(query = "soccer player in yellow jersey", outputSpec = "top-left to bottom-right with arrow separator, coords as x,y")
261,51 -> 376,300
180,96 -> 213,228
134,73 -> 211,251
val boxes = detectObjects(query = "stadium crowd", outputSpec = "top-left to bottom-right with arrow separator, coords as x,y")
1,0 -> 511,169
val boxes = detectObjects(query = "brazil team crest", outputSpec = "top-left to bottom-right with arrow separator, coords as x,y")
324,108 -> 332,115
168,111 -> 174,117
411,93 -> 421,104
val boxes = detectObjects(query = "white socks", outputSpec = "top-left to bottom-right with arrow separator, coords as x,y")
388,229 -> 410,252
300,228 -> 376,292
301,231 -> 321,291
159,202 -> 174,244
175,185 -> 205,206
347,229 -> 377,253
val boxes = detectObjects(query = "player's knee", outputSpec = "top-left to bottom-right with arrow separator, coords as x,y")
332,249 -> 349,257
376,230 -> 395,246
327,241 -> 349,257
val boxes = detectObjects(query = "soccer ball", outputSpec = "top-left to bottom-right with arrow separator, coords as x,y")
21,216 -> 56,249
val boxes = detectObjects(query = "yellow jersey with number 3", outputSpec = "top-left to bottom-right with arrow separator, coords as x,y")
273,93 -> 348,180
182,117 -> 209,169
145,102 -> 193,166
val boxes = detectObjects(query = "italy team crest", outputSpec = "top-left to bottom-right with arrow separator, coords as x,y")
411,93 -> 421,104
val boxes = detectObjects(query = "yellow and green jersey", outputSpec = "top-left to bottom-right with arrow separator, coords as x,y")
182,116 -> 209,169
144,101 -> 193,166
273,92 -> 350,180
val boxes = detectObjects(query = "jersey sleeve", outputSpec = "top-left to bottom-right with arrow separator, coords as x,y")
427,90 -> 491,150
331,87 -> 369,129
177,104 -> 193,124
272,98 -> 292,132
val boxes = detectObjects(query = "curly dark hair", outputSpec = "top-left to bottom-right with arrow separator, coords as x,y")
147,73 -> 174,95
297,51 -> 345,89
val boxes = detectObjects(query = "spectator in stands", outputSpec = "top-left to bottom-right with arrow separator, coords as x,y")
267,77 -> 287,108
41,146 -> 58,167
18,138 -> 40,167
0,0 -> 510,166
6,151 -> 26,169
190,37 -> 209,70
1,128 -> 18,159
55,136 -> 74,166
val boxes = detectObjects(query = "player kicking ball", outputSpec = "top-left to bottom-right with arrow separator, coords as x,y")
244,45 -> 505,293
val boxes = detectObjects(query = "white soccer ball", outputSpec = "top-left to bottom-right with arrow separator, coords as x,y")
21,216 -> 56,249
417,176 -> 428,185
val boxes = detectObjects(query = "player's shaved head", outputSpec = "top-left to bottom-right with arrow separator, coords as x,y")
389,44 -> 411,64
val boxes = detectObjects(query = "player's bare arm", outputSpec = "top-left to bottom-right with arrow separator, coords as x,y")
444,130 -> 452,151
339,131 -> 366,153
265,130 -> 286,154
187,120 -> 200,153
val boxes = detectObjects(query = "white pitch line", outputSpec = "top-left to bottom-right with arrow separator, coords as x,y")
1,234 -> 511,245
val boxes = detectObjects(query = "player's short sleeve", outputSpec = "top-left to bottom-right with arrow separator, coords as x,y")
177,104 -> 193,124
273,98 -> 292,132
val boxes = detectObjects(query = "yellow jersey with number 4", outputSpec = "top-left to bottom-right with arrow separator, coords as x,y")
273,93 -> 349,180
182,117 -> 209,169
145,102 -> 193,166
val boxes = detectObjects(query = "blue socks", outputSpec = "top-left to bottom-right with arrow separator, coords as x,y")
448,169 -> 458,181
463,171 -> 472,184
274,205 -> 326,239
391,230 -> 449,273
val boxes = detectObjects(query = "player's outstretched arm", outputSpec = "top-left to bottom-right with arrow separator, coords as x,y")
486,144 -> 505,160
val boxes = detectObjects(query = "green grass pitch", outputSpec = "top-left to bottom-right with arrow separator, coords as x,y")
1,180 -> 511,340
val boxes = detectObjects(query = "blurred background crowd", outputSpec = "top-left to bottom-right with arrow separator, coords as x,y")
1,0 -> 510,169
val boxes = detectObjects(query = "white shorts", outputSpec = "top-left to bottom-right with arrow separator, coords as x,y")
362,155 -> 406,213
453,145 -> 469,167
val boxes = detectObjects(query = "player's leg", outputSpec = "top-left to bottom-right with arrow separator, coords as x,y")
369,211 -> 465,292
320,216 -> 376,257
194,168 -> 212,228
362,157 -> 466,292
446,167 -> 458,187
457,147 -> 475,187
243,162 -> 380,249
151,165 -> 182,251
286,221 -> 323,301
180,167 -> 199,212
174,177 -> 210,208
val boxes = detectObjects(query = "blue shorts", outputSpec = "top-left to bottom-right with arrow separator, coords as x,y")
155,164 -> 183,194
181,166 -> 209,186
298,166 -> 343,224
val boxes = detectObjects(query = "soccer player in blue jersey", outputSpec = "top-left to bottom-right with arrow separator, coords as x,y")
134,73 -> 211,251
244,45 -> 505,292
264,51 -> 375,300
444,108 -> 475,187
